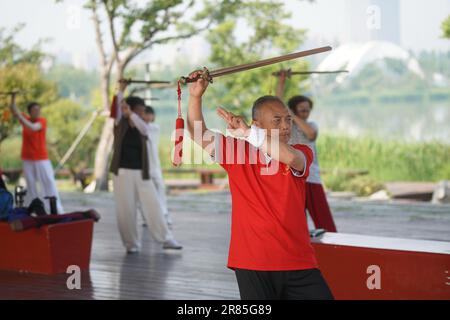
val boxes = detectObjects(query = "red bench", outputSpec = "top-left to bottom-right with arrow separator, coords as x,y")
0,220 -> 94,275
311,233 -> 450,299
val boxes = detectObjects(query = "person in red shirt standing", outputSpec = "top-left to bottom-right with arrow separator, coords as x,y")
287,95 -> 337,232
186,70 -> 333,300
10,96 -> 64,213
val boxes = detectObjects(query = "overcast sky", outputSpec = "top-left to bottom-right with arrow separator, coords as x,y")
0,0 -> 449,69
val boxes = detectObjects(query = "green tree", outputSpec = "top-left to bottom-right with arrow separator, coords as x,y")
0,25 -> 46,66
58,0 -> 247,190
46,64 -> 99,103
203,1 -> 308,117
442,15 -> 450,39
0,26 -> 57,145
43,99 -> 102,181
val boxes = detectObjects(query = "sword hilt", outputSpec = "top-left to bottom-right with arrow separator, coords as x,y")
272,69 -> 293,78
179,67 -> 213,85
119,78 -> 171,85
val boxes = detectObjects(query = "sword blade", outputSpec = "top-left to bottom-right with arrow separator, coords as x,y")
289,70 -> 348,75
211,46 -> 332,77
180,46 -> 332,84
126,79 -> 171,85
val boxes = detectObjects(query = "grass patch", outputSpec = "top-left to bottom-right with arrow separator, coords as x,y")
2,133 -> 449,195
317,135 -> 450,183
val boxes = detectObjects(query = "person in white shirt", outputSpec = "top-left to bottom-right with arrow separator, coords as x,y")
109,80 -> 181,252
142,106 -> 172,226
287,95 -> 337,232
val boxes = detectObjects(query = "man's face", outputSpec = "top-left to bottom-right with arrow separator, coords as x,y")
295,101 -> 312,120
121,101 -> 145,119
143,112 -> 155,123
133,105 -> 145,118
29,105 -> 41,120
253,101 -> 292,143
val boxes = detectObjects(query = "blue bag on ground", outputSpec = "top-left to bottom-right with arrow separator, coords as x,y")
0,189 -> 14,221
7,207 -> 30,223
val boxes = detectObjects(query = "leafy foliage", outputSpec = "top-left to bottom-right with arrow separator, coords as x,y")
204,1 -> 308,117
43,99 -> 102,173
0,25 -> 47,67
0,64 -> 58,143
46,65 -> 99,103
0,25 -> 57,144
442,15 -> 450,39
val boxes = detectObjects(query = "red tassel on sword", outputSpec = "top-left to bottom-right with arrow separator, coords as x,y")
172,81 -> 184,167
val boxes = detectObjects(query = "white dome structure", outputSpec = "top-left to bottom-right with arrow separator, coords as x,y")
316,41 -> 424,83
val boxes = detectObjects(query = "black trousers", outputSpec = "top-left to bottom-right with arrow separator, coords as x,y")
235,268 -> 334,300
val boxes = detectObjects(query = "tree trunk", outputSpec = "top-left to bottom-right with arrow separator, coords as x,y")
91,63 -> 126,191
92,71 -> 113,191
92,118 -> 114,191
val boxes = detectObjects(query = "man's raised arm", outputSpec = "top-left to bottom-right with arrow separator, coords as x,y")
110,80 -> 128,125
9,94 -> 42,132
187,70 -> 215,151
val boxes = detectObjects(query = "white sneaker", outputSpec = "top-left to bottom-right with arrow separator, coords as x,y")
127,247 -> 139,254
163,239 -> 183,250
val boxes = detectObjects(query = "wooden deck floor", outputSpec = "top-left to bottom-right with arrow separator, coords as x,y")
1,190 -> 449,299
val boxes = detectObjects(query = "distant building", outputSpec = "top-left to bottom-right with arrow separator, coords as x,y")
316,41 -> 424,83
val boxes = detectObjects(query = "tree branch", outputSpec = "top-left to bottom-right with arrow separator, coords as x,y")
90,0 -> 108,69
121,18 -> 214,70
101,0 -> 120,65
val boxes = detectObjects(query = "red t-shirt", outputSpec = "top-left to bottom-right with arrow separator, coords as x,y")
215,134 -> 318,271
21,115 -> 48,161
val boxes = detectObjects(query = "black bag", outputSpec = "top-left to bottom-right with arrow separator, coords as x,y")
27,198 -> 47,216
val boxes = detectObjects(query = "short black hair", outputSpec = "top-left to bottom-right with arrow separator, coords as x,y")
287,95 -> 313,115
125,96 -> 145,111
251,95 -> 286,120
145,106 -> 155,115
27,102 -> 40,114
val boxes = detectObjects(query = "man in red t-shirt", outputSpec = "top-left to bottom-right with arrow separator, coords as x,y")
186,70 -> 333,300
10,97 -> 63,213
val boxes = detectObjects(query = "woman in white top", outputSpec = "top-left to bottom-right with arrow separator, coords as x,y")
142,106 -> 172,226
287,95 -> 337,232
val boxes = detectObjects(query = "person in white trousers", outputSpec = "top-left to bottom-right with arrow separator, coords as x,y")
10,97 -> 64,213
142,106 -> 172,226
109,80 -> 181,253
